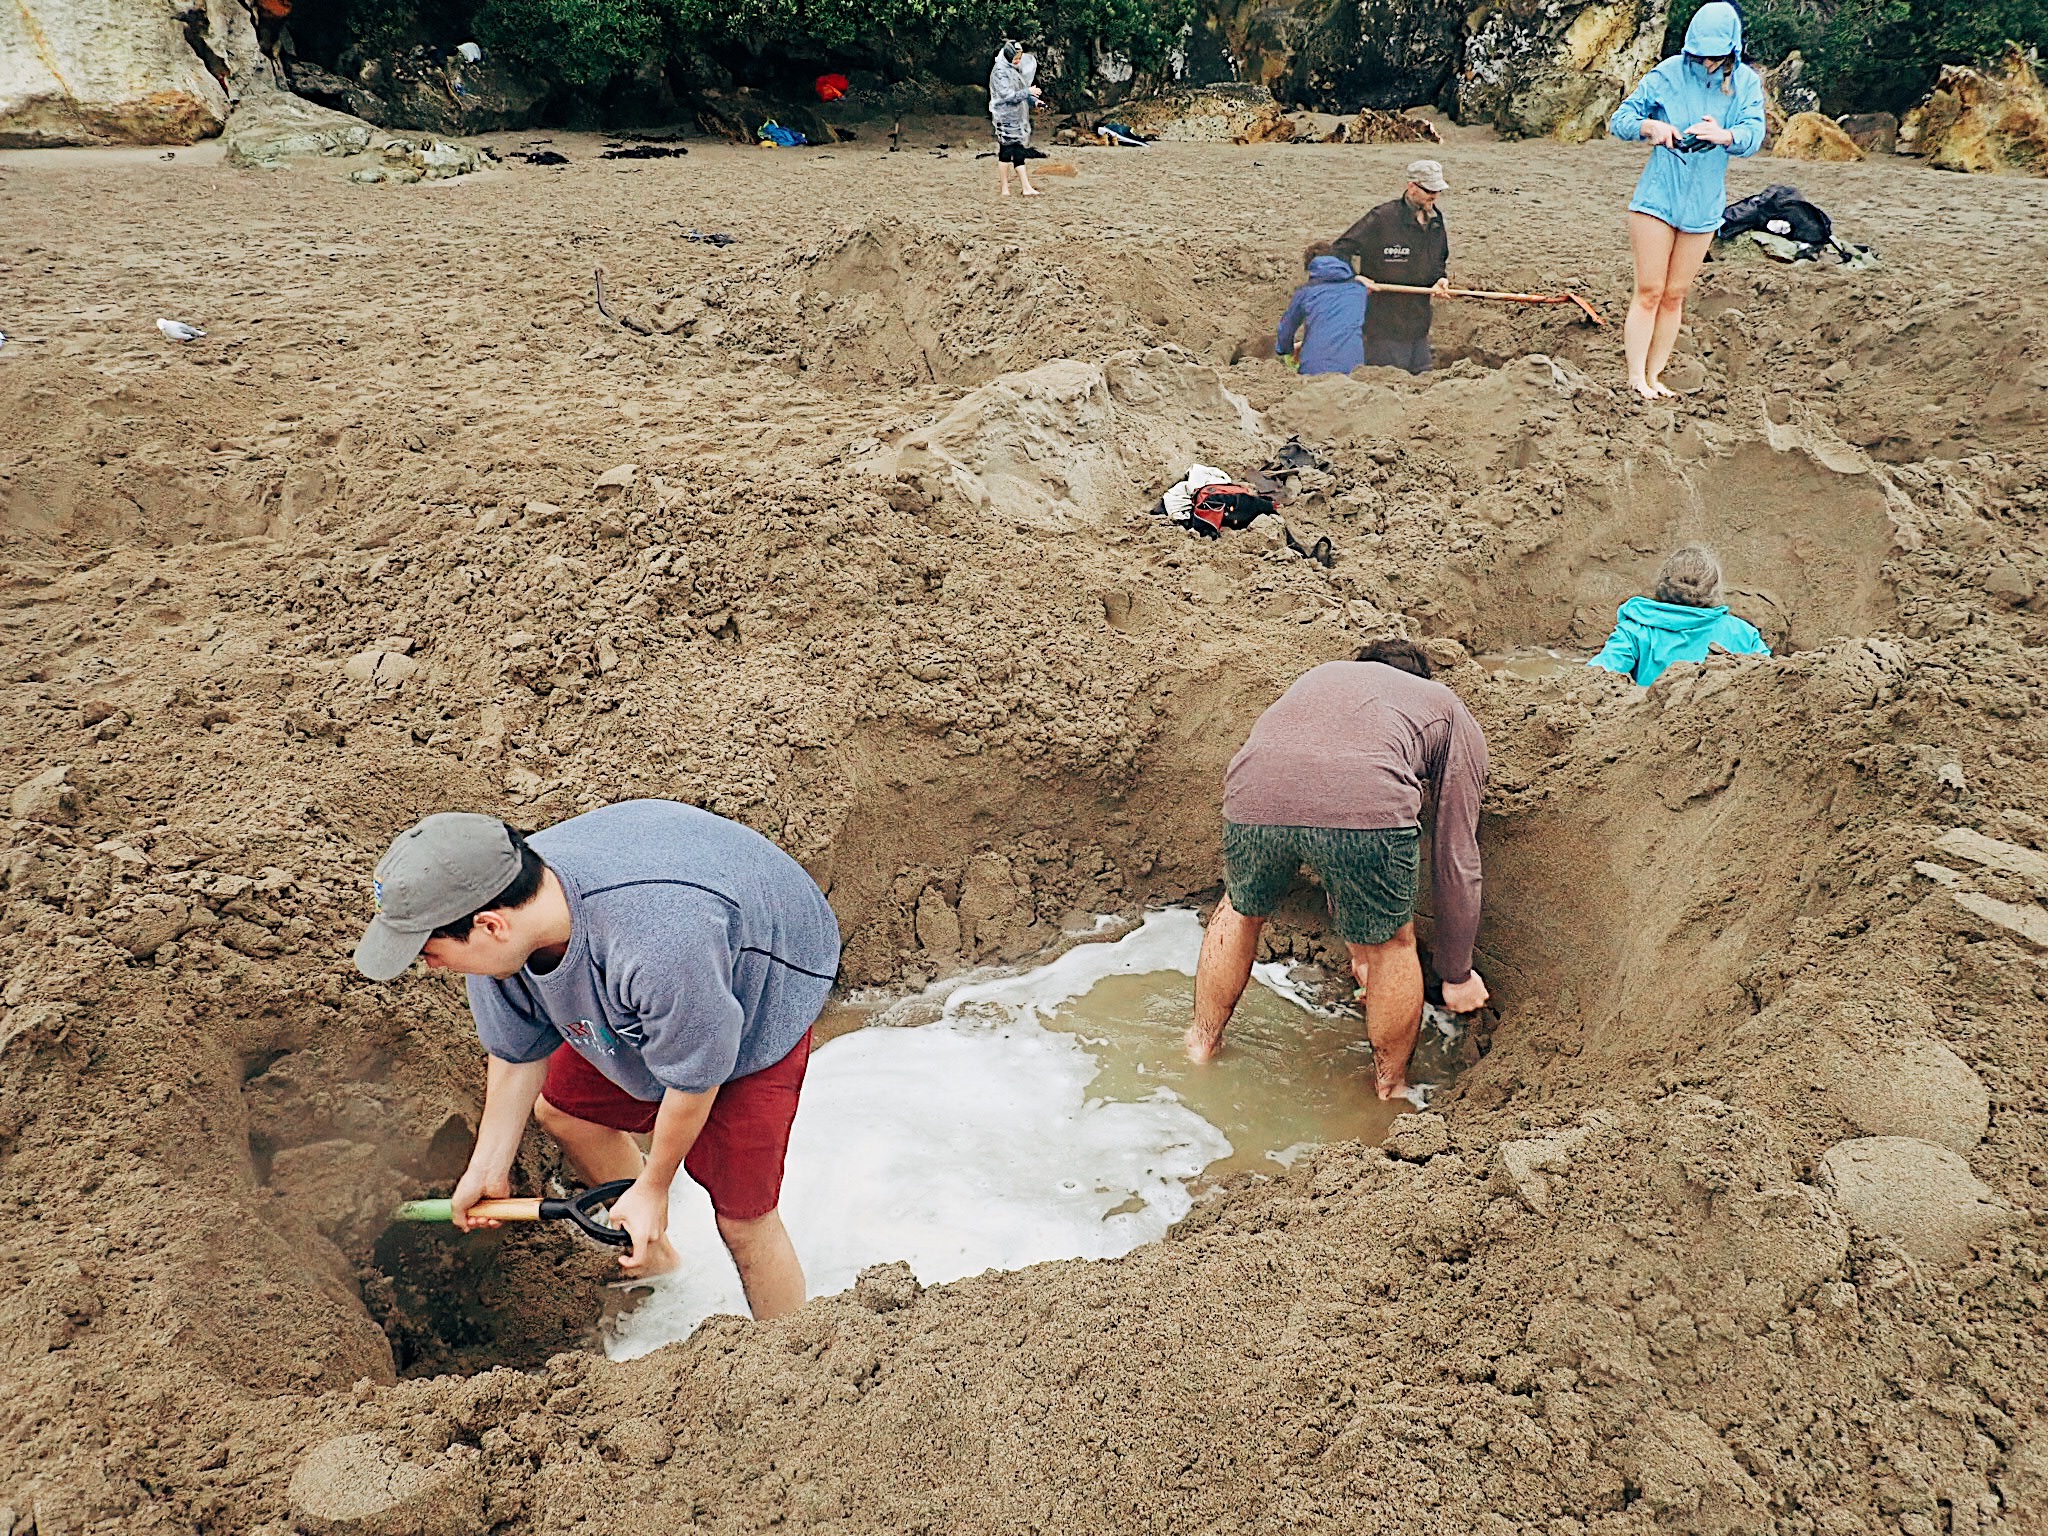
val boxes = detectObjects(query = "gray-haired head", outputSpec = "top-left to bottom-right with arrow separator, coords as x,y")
1655,544 -> 1724,608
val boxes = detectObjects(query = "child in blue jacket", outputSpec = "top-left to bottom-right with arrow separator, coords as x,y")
1588,545 -> 1770,686
1609,1 -> 1766,400
1276,247 -> 1368,377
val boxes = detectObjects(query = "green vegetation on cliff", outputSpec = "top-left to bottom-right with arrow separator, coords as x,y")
333,0 -> 1194,99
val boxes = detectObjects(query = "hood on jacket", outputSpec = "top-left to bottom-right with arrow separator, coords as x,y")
1682,1 -> 1742,58
1306,255 -> 1355,284
1619,595 -> 1731,632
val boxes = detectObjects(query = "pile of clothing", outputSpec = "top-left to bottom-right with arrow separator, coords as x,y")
1717,184 -> 1879,269
1148,439 -> 1335,566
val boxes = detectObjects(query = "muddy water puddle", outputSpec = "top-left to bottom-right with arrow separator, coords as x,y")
607,909 -> 1459,1357
1477,647 -> 1585,681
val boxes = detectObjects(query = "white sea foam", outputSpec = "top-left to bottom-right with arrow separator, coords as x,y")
608,911 -> 1243,1358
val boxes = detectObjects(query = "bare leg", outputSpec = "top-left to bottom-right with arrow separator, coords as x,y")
1186,895 -> 1263,1062
1645,230 -> 1713,393
1018,164 -> 1039,196
535,1096 -> 681,1276
1346,923 -> 1424,1102
716,1209 -> 806,1320
1624,211 -> 1676,400
1000,162 -> 1012,196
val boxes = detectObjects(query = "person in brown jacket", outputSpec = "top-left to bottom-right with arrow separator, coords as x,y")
1185,638 -> 1490,1102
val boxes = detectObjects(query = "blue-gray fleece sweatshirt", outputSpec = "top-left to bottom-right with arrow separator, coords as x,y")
466,800 -> 840,1098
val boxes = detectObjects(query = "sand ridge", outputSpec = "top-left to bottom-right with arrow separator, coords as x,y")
0,128 -> 2046,1533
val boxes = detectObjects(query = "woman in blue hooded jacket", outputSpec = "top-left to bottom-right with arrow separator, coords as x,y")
1277,246 -> 1368,377
1609,2 -> 1766,400
1588,545 -> 1770,686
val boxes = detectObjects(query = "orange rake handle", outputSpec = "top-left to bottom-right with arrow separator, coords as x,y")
1363,281 -> 1607,325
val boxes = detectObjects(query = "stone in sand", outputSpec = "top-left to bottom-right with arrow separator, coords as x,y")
12,765 -> 82,825
1818,1136 -> 2016,1264
1824,1038 -> 1989,1153
288,1434 -> 484,1535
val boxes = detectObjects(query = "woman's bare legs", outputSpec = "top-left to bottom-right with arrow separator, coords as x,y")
1645,229 -> 1712,394
1624,212 -> 1676,399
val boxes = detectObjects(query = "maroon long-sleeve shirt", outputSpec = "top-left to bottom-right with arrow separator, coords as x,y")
1222,661 -> 1488,982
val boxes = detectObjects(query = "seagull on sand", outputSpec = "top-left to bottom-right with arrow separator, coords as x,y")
156,318 -> 207,342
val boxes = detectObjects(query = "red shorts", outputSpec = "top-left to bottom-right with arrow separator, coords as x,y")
539,1031 -> 812,1221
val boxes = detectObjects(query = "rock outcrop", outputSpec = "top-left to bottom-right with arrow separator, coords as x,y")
1456,0 -> 1670,143
0,0 -> 266,147
1898,47 -> 2048,176
1275,0 -> 1465,112
1774,110 -> 1867,162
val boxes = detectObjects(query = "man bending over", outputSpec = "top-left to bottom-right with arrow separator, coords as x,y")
354,799 -> 839,1317
1186,639 -> 1489,1101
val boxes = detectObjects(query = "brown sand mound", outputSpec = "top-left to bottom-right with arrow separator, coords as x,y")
1,131 -> 2046,1535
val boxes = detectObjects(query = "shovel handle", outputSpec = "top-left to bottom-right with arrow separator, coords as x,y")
390,1181 -> 633,1246
1355,280 -> 1607,325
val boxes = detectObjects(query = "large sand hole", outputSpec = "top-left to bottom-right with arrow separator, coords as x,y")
605,909 -> 1459,1357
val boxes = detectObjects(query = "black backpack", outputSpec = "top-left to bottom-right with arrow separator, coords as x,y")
1718,184 -> 1833,245
1186,483 -> 1276,538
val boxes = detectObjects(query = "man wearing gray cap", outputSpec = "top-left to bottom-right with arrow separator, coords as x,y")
355,798 -> 839,1318
1333,159 -> 1454,374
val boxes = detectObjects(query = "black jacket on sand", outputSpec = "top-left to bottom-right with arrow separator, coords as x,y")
1334,197 -> 1449,344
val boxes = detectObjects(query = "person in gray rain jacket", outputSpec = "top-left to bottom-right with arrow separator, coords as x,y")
989,41 -> 1042,197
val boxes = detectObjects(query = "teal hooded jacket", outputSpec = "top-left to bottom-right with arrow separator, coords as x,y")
1587,596 -> 1770,686
1609,2 -> 1767,234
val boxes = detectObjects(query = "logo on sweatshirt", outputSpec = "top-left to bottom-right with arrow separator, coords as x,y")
559,1017 -> 603,1050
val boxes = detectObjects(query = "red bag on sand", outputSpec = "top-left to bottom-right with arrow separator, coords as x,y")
815,74 -> 848,102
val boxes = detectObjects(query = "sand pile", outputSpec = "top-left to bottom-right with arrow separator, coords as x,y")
0,131 -> 2045,1534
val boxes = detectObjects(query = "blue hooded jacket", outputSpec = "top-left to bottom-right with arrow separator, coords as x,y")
1609,2 -> 1767,234
1587,595 -> 1770,686
1277,256 -> 1368,376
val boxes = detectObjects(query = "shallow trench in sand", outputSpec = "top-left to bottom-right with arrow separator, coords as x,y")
603,909 -> 1461,1357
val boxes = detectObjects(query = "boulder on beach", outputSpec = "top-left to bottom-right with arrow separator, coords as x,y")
1456,0 -> 1668,143
1898,47 -> 2048,176
0,0 -> 264,147
1775,111 -> 1867,162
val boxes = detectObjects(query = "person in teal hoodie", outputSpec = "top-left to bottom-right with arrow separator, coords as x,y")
1277,247 -> 1369,376
1609,2 -> 1766,400
1588,545 -> 1770,686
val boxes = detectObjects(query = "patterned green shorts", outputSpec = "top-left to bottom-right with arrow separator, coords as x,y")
1222,822 -> 1420,946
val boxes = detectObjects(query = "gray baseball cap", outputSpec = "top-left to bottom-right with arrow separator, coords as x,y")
1407,159 -> 1448,192
354,812 -> 523,980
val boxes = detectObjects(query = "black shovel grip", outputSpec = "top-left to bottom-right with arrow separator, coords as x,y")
537,1179 -> 634,1247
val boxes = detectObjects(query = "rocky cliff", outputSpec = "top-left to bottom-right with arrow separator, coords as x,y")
0,0 -> 268,148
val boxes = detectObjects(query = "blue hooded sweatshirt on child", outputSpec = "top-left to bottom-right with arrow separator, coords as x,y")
1587,596 -> 1770,687
1609,2 -> 1767,235
1277,256 -> 1368,376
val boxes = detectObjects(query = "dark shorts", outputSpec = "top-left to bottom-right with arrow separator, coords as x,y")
1223,822 -> 1420,946
996,137 -> 1028,165
1364,332 -> 1431,374
540,1030 -> 812,1221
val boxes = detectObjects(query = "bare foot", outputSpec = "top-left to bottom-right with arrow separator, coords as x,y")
1000,184 -> 1011,197
1184,1024 -> 1223,1064
1650,380 -> 1677,398
619,1235 -> 681,1280
1020,187 -> 1040,197
1630,380 -> 1658,401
